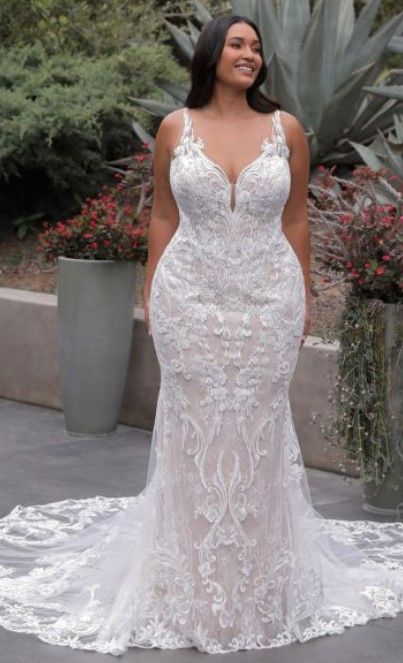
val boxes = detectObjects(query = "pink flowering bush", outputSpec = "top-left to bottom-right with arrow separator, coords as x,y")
308,165 -> 402,303
37,143 -> 152,265
310,166 -> 402,489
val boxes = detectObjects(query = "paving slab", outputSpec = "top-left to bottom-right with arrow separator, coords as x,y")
0,397 -> 402,663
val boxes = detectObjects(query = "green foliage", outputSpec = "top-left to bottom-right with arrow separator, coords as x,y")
0,0 -> 234,59
0,0 -> 167,56
0,43 -> 186,228
13,212 -> 46,239
326,294 -> 401,489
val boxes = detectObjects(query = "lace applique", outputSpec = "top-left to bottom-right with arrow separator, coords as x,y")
0,105 -> 402,656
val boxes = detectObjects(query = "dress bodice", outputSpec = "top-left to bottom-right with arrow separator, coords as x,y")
161,106 -> 299,311
169,106 -> 291,253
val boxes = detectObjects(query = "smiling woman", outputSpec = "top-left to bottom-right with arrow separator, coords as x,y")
0,11 -> 402,659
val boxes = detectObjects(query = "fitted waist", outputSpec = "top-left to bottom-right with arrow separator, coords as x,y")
173,217 -> 285,260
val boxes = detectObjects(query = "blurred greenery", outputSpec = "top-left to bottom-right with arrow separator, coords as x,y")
0,0 -> 228,229
0,41 -> 186,227
0,0 -> 163,55
0,0 -> 227,55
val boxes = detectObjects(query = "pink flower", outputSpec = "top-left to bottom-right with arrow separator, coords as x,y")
340,213 -> 353,224
375,266 -> 385,276
381,255 -> 391,262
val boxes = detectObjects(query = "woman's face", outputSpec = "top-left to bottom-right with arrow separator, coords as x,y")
216,22 -> 262,89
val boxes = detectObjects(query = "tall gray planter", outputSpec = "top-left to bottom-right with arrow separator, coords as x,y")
362,302 -> 403,515
58,257 -> 136,435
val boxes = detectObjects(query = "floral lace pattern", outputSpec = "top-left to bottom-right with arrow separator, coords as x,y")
0,106 -> 402,656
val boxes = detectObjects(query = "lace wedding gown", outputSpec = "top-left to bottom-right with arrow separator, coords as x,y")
0,107 -> 402,656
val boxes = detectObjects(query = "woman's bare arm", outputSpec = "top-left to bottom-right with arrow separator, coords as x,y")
280,111 -> 313,322
143,111 -> 182,332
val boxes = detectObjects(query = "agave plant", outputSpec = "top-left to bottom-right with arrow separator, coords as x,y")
348,74 -> 403,204
129,0 -> 403,168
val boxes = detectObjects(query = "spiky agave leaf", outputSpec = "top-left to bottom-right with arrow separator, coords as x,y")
349,113 -> 403,205
388,35 -> 403,54
363,84 -> 403,101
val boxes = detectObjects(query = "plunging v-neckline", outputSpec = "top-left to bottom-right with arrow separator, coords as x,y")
185,107 -> 278,191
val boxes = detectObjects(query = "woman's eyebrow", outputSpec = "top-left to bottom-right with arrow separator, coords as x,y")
228,36 -> 260,44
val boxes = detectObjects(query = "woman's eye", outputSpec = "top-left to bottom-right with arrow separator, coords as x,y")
230,43 -> 261,53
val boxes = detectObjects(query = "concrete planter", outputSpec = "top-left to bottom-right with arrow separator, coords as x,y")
362,302 -> 403,515
58,257 -> 136,435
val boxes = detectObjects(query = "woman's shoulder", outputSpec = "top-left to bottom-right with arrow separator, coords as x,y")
160,107 -> 187,128
277,110 -> 307,149
278,109 -> 305,135
156,108 -> 186,138
155,108 -> 187,160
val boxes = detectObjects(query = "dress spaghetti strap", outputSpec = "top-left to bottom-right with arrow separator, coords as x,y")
273,109 -> 290,159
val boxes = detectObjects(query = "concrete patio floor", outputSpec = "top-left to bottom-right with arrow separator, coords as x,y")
0,397 -> 402,663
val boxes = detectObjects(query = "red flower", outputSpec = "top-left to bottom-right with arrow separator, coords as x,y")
375,266 -> 385,276
381,254 -> 391,261
340,213 -> 353,224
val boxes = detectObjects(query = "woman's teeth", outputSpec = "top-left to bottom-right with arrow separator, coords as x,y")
236,66 -> 253,73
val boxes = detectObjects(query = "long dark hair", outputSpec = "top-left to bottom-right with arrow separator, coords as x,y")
185,14 -> 280,114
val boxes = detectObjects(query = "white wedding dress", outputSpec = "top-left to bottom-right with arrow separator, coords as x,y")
0,107 -> 402,656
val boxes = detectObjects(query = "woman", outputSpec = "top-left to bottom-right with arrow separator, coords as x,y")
0,14 -> 402,657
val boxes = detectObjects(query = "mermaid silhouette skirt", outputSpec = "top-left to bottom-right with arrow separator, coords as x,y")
0,107 -> 402,654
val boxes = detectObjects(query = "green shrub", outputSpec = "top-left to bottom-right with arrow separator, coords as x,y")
0,0 -> 168,56
0,43 -> 186,228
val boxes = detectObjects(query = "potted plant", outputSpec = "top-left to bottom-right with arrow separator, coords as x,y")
308,164 -> 402,515
37,157 -> 150,435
